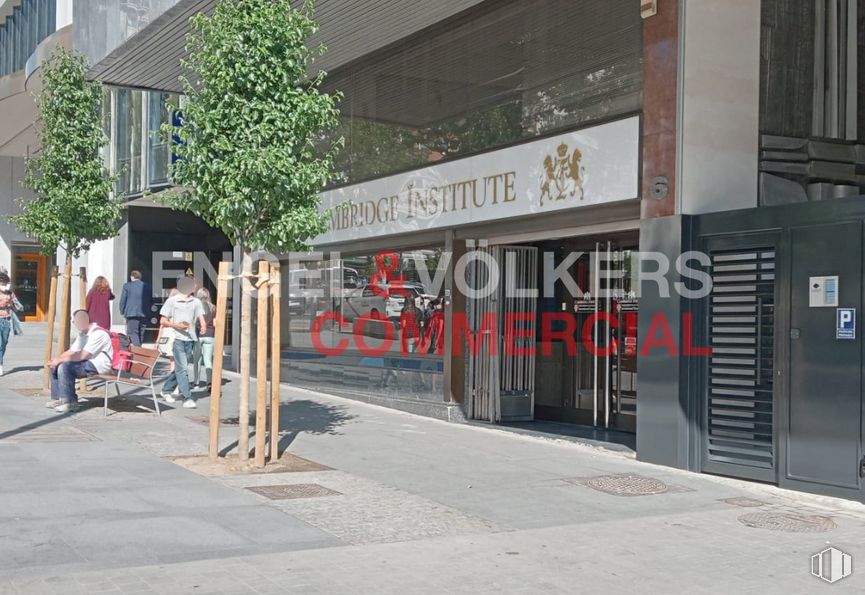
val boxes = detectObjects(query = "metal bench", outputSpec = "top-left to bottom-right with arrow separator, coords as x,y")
97,346 -> 165,416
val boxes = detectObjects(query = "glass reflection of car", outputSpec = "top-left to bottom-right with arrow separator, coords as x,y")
341,285 -> 388,322
382,282 -> 436,323
287,269 -> 319,315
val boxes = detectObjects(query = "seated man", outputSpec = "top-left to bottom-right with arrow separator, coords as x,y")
46,309 -> 114,413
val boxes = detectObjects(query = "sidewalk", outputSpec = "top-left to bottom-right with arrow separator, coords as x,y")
2,325 -> 865,593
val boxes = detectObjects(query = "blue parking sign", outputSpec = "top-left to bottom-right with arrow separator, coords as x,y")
837,308 -> 856,340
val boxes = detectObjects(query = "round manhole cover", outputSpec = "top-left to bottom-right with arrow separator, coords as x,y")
737,512 -> 836,533
586,474 -> 669,496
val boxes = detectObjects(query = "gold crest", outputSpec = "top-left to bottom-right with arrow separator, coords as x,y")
540,142 -> 584,205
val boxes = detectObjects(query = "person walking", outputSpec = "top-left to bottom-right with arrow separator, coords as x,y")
0,272 -> 23,376
45,310 -> 114,413
85,276 -> 114,330
119,270 -> 152,346
193,287 -> 216,389
159,277 -> 206,408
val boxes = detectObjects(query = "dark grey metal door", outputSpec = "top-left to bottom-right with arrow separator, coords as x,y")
702,238 -> 777,482
784,222 -> 863,496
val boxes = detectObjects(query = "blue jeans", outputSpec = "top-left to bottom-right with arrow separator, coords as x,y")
51,360 -> 98,404
0,318 -> 10,365
194,337 -> 215,385
162,340 -> 196,400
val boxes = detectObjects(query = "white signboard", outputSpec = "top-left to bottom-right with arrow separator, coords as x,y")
315,116 -> 640,245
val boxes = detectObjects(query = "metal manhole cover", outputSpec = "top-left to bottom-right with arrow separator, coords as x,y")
585,474 -> 669,496
721,497 -> 767,508
738,512 -> 836,533
246,484 -> 341,500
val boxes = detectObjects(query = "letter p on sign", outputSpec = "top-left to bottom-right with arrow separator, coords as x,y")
837,308 -> 856,340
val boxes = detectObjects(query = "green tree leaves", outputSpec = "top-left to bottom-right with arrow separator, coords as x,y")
163,0 -> 343,252
12,48 -> 122,258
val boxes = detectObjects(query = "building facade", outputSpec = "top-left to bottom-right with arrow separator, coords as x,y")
8,0 -> 864,502
0,0 -> 71,321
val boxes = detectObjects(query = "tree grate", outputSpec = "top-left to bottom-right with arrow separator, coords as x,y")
246,483 -> 341,500
738,512 -> 836,533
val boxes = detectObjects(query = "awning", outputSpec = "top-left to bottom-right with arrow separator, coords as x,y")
86,0 -> 489,93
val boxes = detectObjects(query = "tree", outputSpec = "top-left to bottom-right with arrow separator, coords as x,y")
12,48 -> 121,350
163,0 -> 342,461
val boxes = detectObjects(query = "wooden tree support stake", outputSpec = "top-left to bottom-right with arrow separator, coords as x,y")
269,264 -> 281,461
77,267 -> 88,393
208,262 -> 231,460
57,256 -> 72,353
254,260 -> 270,468
42,266 -> 59,392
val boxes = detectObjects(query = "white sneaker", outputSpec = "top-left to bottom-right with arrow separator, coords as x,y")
182,399 -> 197,409
45,399 -> 63,409
172,387 -> 180,396
162,392 -> 178,404
54,403 -> 79,414
0,365 -> 4,376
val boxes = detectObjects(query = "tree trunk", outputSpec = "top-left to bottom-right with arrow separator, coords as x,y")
57,254 -> 73,353
238,250 -> 253,461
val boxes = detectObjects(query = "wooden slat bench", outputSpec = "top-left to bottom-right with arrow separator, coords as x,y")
97,346 -> 165,416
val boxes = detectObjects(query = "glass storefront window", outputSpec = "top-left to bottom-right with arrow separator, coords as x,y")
0,0 -> 55,77
100,87 -> 111,171
323,0 -> 642,187
280,248 -> 446,401
283,248 -> 446,357
115,88 -> 143,195
147,92 -> 173,186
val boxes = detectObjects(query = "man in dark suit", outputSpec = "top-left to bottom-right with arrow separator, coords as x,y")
119,270 -> 152,346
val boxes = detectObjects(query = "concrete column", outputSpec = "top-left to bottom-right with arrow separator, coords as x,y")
637,215 -> 697,469
56,0 -> 73,30
641,0 -> 680,219
678,0 -> 761,214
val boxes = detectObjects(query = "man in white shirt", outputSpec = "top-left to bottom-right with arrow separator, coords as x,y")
159,277 -> 206,408
46,310 -> 114,413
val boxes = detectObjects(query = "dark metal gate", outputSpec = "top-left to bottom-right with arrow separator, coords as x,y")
702,240 -> 777,482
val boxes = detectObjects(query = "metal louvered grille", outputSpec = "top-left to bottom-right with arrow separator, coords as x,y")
705,248 -> 776,479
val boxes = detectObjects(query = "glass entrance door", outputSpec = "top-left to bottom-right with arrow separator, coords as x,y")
12,252 -> 48,321
548,241 -> 638,431
535,236 -> 639,431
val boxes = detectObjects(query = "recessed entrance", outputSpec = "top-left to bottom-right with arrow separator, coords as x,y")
12,249 -> 49,322
533,233 -> 639,433
464,231 -> 639,435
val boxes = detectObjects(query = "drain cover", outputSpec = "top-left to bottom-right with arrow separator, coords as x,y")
0,427 -> 98,443
721,497 -> 767,508
584,474 -> 669,496
738,512 -> 836,533
246,483 -> 341,500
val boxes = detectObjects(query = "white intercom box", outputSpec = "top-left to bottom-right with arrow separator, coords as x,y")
809,275 -> 839,307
